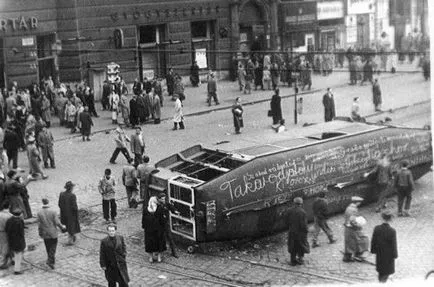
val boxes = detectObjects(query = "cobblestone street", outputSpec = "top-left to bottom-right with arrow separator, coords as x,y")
0,61 -> 432,286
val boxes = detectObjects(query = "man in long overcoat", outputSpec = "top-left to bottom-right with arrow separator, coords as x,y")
371,210 -> 398,283
270,88 -> 282,125
286,197 -> 309,266
0,201 -> 12,269
232,97 -> 244,134
372,79 -> 382,111
322,88 -> 335,122
79,106 -> 93,141
100,224 -> 130,287
128,95 -> 140,128
37,126 -> 56,168
58,181 -> 81,245
5,208 -> 26,274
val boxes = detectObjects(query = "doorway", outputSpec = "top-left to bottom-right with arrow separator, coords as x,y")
138,25 -> 167,79
357,14 -> 370,48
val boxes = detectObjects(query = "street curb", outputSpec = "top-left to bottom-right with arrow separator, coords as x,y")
54,72 -> 406,142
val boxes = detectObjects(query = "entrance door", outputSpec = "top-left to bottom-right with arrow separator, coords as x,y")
38,58 -> 55,82
357,14 -> 370,48
168,176 -> 201,241
89,69 -> 106,102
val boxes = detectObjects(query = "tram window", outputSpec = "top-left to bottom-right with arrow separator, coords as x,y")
169,184 -> 192,204
171,217 -> 194,237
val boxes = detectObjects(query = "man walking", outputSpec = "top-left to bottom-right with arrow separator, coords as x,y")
322,88 -> 335,122
79,106 -> 93,141
100,224 -> 130,287
312,192 -> 336,248
37,126 -> 56,168
109,126 -> 132,164
5,208 -> 25,274
130,127 -> 145,166
232,97 -> 244,134
207,71 -> 220,106
0,201 -> 12,269
122,163 -> 138,208
286,197 -> 309,266
372,79 -> 382,112
98,169 -> 117,223
371,210 -> 398,283
37,198 -> 66,269
137,156 -> 154,204
59,181 -> 81,245
394,160 -> 415,217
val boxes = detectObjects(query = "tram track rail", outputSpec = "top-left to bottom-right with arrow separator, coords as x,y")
80,227 -> 362,286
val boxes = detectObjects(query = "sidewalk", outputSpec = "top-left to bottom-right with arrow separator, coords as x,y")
50,62 -> 424,141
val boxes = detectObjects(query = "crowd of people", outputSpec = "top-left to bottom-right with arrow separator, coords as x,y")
287,158 -> 414,283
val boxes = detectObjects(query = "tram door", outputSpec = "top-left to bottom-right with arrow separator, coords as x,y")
168,176 -> 203,241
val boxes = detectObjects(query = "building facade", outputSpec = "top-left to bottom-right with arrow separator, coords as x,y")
1,0 -> 280,90
316,0 -> 345,51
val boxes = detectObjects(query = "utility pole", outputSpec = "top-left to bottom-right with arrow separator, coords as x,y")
294,79 -> 299,124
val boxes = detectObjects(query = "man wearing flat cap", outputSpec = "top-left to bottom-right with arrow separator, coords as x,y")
286,197 -> 309,266
58,181 -> 81,245
371,210 -> 398,283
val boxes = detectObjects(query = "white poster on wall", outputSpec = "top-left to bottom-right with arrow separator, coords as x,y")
195,48 -> 207,69
347,0 -> 374,15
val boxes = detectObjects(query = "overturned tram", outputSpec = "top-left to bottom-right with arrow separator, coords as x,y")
149,120 -> 432,244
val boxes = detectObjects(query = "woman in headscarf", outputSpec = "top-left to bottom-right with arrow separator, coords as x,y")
141,193 -> 167,263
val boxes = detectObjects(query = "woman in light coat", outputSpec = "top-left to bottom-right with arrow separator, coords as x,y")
172,97 -> 184,130
109,90 -> 120,125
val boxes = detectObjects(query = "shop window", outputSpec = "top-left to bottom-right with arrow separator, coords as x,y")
37,34 -> 55,59
139,26 -> 158,44
191,21 -> 208,39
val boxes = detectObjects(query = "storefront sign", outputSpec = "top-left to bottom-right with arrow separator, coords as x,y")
142,69 -> 155,80
22,37 -> 35,46
0,17 -> 38,32
282,1 -> 317,24
347,0 -> 374,15
110,5 -> 221,23
195,48 -> 207,69
318,1 -> 344,20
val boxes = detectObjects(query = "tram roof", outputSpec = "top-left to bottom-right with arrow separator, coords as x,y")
155,120 -> 386,183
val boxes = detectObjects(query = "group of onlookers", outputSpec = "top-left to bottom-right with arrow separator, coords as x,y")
287,157 -> 415,283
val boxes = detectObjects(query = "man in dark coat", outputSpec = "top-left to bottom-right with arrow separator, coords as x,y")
372,79 -> 382,111
58,181 -> 81,245
3,125 -> 21,169
190,61 -> 200,87
270,88 -> 282,125
5,208 -> 26,274
371,210 -> 398,283
394,160 -> 415,217
322,88 -> 335,122
286,197 -> 309,266
128,95 -> 139,128
100,224 -> 130,287
102,81 -> 111,111
79,106 -> 93,141
166,68 -> 175,97
312,192 -> 336,247
232,97 -> 244,134
361,60 -> 374,85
